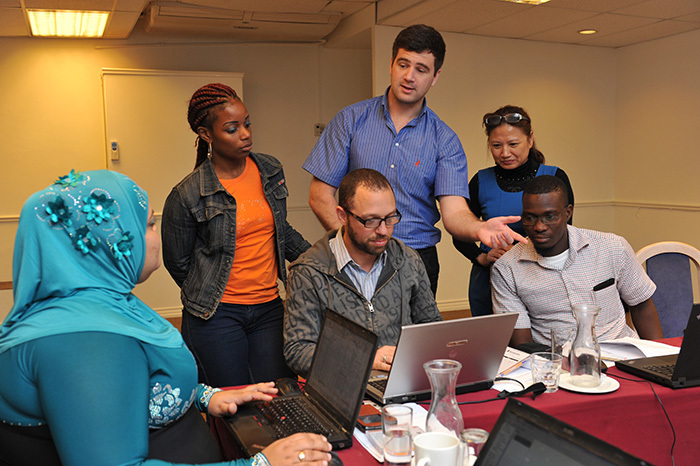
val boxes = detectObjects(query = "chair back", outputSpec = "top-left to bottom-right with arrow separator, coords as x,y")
636,242 -> 700,338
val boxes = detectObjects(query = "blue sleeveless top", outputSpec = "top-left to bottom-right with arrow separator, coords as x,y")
477,163 -> 558,250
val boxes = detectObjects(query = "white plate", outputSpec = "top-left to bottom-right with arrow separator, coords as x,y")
558,373 -> 620,394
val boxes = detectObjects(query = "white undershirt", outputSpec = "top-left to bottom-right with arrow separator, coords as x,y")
540,249 -> 569,269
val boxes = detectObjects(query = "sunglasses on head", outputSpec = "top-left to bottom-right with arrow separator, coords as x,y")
484,112 -> 530,127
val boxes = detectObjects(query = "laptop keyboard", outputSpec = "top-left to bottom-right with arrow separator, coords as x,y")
648,363 -> 676,377
259,397 -> 337,438
368,377 -> 387,392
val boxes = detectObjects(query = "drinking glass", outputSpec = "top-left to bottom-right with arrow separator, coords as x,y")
461,428 -> 489,465
382,404 -> 413,465
530,352 -> 563,393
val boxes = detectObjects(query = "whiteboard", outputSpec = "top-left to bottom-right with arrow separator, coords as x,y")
102,68 -> 244,212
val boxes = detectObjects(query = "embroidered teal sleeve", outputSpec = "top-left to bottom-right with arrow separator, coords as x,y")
251,452 -> 271,466
194,384 -> 223,412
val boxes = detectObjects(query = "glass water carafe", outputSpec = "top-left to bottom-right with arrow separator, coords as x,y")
424,359 -> 464,437
570,304 -> 602,388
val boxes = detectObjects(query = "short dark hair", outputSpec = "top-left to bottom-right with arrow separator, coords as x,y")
338,169 -> 393,212
524,175 -> 569,205
392,24 -> 445,74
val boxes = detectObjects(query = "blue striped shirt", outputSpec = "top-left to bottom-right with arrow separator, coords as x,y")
303,89 -> 469,249
329,229 -> 387,302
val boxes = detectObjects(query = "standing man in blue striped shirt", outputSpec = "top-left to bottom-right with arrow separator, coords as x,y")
303,24 -> 524,296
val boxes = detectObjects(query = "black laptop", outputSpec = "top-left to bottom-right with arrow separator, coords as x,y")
615,303 -> 700,389
475,398 -> 651,466
226,310 -> 377,455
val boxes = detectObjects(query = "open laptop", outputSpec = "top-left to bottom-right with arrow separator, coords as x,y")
227,310 -> 377,455
615,303 -> 700,389
366,313 -> 517,404
475,398 -> 651,466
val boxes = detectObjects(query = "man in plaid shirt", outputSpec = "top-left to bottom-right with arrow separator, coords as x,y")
492,175 -> 663,347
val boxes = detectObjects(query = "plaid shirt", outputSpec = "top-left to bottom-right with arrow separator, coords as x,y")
492,225 -> 656,345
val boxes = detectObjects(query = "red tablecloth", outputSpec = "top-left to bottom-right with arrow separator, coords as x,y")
215,337 -> 699,466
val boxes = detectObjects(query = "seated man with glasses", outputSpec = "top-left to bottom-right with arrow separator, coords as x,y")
284,169 -> 441,377
492,175 -> 663,348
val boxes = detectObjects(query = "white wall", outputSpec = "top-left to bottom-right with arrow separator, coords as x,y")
613,29 -> 700,251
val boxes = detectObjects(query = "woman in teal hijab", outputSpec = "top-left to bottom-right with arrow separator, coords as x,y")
0,170 -> 332,466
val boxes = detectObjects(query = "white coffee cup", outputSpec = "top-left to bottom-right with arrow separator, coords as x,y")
413,432 -> 461,466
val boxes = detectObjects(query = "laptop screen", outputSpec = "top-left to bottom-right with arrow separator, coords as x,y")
475,399 -> 650,466
304,310 -> 378,430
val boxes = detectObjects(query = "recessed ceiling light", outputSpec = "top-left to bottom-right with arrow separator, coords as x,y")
27,10 -> 109,38
578,29 -> 598,35
498,0 -> 551,5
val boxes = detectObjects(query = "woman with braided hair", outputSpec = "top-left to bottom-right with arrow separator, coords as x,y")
162,83 -> 310,387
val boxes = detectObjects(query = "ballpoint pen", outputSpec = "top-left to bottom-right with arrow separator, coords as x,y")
499,358 -> 527,377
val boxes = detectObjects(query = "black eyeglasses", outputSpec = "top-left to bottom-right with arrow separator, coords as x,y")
521,213 -> 561,226
484,113 -> 530,127
345,209 -> 402,229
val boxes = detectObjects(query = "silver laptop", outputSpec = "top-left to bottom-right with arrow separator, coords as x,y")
366,313 -> 517,404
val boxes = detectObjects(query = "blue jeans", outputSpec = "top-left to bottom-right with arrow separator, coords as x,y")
181,297 -> 295,387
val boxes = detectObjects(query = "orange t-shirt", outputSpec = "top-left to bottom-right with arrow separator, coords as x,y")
219,160 -> 279,304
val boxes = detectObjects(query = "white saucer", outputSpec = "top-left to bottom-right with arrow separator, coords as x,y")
558,373 -> 620,394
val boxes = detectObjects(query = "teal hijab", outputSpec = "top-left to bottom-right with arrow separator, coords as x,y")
0,170 -> 182,354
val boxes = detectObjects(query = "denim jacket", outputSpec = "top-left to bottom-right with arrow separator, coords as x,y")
162,154 -> 310,319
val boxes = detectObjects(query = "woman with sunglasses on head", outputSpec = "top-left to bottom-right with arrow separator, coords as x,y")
454,105 -> 574,317
162,83 -> 310,388
0,170 -> 332,466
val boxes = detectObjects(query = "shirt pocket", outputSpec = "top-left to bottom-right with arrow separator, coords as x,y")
271,180 -> 289,200
191,202 -> 229,254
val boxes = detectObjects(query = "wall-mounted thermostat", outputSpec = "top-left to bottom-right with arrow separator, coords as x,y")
110,140 -> 120,161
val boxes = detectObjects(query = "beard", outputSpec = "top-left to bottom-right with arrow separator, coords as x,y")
346,224 -> 390,257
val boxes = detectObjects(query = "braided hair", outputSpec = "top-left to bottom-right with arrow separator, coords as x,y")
187,83 -> 240,168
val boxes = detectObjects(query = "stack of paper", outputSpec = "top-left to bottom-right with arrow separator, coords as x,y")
600,337 -> 680,361
493,347 -> 533,392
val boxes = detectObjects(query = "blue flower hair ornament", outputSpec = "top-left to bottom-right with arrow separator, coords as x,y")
44,170 -> 134,262
46,196 -> 72,227
112,231 -> 135,261
72,226 -> 98,255
54,169 -> 84,188
82,192 -> 116,224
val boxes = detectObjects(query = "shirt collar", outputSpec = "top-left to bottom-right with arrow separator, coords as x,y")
329,228 -> 387,272
380,87 -> 428,124
519,225 -> 588,265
